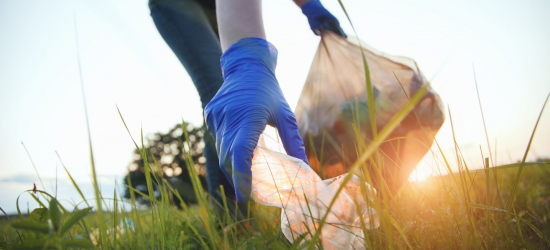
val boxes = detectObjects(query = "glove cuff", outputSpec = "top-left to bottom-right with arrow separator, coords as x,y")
220,37 -> 278,81
300,0 -> 325,16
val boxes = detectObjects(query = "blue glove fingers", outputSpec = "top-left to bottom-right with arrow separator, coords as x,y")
301,0 -> 345,37
275,103 -> 310,165
230,122 -> 268,203
318,20 -> 347,38
210,107 -> 270,203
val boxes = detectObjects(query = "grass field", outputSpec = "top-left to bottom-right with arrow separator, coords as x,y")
1,85 -> 549,250
1,118 -> 549,249
1,157 -> 550,249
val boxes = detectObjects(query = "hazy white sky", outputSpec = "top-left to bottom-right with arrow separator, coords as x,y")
1,0 -> 549,213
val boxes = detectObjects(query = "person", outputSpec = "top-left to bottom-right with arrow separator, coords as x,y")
149,0 -> 345,211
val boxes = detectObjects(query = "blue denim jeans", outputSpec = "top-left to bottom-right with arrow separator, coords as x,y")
149,0 -> 236,207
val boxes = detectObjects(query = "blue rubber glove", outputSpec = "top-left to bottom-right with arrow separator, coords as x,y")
301,0 -> 346,37
204,38 -> 309,204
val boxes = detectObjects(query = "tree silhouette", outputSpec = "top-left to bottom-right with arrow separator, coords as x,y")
123,123 -> 208,206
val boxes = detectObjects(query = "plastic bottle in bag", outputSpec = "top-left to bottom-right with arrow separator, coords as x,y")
250,127 -> 379,249
294,32 -> 445,192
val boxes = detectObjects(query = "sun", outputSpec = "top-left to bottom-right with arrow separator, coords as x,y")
409,164 -> 433,182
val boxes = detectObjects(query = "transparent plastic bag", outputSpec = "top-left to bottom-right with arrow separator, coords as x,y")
294,32 -> 445,191
251,127 -> 379,249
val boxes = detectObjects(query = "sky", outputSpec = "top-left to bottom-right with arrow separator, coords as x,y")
0,0 -> 549,214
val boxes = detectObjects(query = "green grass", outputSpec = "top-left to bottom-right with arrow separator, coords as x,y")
2,101 -> 550,249
2,153 -> 550,249
1,90 -> 549,249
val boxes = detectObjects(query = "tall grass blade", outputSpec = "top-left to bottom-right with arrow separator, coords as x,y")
49,198 -> 61,233
336,0 -> 377,137
12,221 -> 49,234
520,217 -> 550,245
150,154 -> 166,250
56,152 -> 90,207
20,142 -> 44,191
181,120 -> 216,250
473,66 -> 494,167
58,207 -> 92,236
507,92 -> 549,211
473,66 -> 508,214
73,12 -> 106,247
139,127 -> 157,250
484,157 -> 491,239
0,207 -> 23,242
113,188 -> 118,250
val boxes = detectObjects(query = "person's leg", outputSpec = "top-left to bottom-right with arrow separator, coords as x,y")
149,0 -> 235,208
150,0 -> 222,107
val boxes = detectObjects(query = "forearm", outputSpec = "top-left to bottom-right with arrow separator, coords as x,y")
216,0 -> 266,52
292,0 -> 311,7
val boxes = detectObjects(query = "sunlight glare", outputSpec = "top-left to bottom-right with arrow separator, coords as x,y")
409,166 -> 433,182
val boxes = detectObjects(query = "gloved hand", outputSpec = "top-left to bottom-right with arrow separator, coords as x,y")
301,0 -> 346,37
205,38 -> 309,204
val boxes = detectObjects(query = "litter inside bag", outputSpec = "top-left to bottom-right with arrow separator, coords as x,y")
294,32 -> 445,191
251,127 -> 379,250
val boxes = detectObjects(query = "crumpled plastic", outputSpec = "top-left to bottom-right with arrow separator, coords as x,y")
250,127 -> 379,249
294,32 -> 445,190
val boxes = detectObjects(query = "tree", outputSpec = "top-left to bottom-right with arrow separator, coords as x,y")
123,123 -> 208,206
